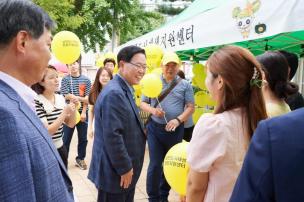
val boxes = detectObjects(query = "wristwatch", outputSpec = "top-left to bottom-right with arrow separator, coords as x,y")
175,117 -> 182,124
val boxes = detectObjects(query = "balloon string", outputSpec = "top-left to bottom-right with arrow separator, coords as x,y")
156,97 -> 168,124
69,70 -> 74,95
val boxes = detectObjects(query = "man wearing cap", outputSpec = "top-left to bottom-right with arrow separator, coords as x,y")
140,52 -> 194,202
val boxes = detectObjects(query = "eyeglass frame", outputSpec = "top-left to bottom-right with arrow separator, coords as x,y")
127,61 -> 148,71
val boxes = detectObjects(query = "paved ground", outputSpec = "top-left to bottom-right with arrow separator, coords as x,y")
68,133 -> 180,202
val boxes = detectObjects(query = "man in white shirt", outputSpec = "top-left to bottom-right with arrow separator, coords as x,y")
0,0 -> 74,201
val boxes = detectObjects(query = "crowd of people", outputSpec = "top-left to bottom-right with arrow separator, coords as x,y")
1,1 -> 304,202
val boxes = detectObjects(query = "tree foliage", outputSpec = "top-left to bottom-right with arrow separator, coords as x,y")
157,5 -> 185,16
164,0 -> 194,2
33,0 -> 84,30
117,2 -> 165,45
157,0 -> 193,16
34,0 -> 164,52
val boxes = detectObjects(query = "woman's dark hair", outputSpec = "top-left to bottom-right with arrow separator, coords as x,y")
278,50 -> 299,80
31,65 -> 57,94
103,58 -> 116,66
207,45 -> 267,137
88,67 -> 113,106
257,51 -> 298,99
177,69 -> 185,79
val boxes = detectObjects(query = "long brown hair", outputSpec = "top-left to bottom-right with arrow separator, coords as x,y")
207,45 -> 267,137
88,67 -> 113,105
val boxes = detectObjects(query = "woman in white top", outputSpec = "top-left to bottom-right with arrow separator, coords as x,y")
186,46 -> 268,202
257,51 -> 298,117
88,67 -> 113,138
32,65 -> 77,167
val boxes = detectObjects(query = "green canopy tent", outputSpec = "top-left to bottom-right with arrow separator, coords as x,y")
117,0 -> 304,60
178,30 -> 304,61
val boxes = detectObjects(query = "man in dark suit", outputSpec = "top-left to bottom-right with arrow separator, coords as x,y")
88,46 -> 147,202
230,108 -> 304,202
0,0 -> 74,201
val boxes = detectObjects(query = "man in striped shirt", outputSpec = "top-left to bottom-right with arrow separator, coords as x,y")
61,57 -> 91,170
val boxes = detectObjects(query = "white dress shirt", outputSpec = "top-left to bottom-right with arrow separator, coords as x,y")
0,71 -> 37,112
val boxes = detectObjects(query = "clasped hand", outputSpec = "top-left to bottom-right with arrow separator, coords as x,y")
120,168 -> 133,189
165,118 -> 180,132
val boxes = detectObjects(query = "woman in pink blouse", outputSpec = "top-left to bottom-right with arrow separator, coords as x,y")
186,46 -> 268,202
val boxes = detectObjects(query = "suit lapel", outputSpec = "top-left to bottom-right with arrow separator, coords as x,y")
18,101 -> 70,171
116,76 -> 145,134
0,81 -> 71,183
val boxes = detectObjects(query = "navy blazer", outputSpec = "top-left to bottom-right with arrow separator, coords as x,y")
88,75 -> 146,193
0,80 -> 73,201
230,108 -> 304,202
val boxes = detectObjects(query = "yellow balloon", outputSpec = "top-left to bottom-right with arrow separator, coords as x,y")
75,111 -> 81,124
112,66 -> 119,75
151,67 -> 163,75
163,142 -> 189,196
133,85 -> 142,106
192,75 -> 207,90
51,31 -> 81,64
192,63 -> 205,76
96,57 -> 105,68
133,84 -> 141,91
193,107 -> 214,124
135,90 -> 142,106
104,52 -> 117,60
193,107 -> 204,124
192,64 -> 205,89
145,45 -> 163,71
96,59 -> 103,68
76,103 -> 81,110
194,91 -> 216,107
191,78 -> 198,88
140,73 -> 162,98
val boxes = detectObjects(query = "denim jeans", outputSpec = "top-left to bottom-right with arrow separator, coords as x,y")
146,120 -> 184,202
57,144 -> 68,168
63,117 -> 88,160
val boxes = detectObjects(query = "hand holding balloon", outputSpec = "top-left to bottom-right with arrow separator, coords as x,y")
140,74 -> 168,123
67,94 -> 79,106
63,103 -> 76,118
152,108 -> 165,117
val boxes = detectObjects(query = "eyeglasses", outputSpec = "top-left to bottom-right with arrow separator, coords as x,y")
127,62 -> 148,71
